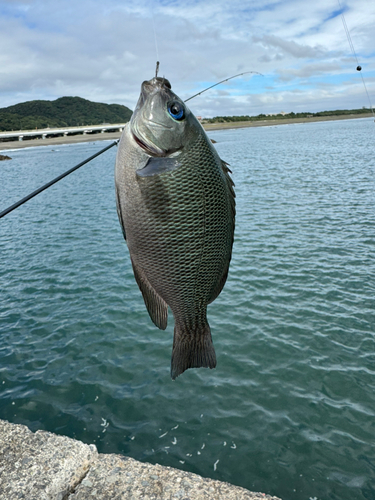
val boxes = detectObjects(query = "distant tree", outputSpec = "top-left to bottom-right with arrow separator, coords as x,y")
0,97 -> 132,132
202,108 -> 372,124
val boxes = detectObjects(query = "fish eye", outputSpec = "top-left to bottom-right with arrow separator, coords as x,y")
167,101 -> 185,121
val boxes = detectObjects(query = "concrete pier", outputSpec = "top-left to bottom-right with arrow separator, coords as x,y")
0,419 -> 281,500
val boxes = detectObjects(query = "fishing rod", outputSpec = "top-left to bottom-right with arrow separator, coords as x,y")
0,140 -> 118,219
0,69 -> 259,220
154,61 -> 263,102
184,71 -> 263,102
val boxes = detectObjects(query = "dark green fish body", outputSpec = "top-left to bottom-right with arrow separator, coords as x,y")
115,77 -> 235,379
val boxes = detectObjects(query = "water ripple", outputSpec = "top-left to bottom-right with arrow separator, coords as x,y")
1,123 -> 374,500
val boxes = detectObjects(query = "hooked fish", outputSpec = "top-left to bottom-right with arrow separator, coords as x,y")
115,76 -> 235,379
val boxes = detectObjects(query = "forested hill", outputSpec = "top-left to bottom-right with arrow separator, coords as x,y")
0,97 -> 133,131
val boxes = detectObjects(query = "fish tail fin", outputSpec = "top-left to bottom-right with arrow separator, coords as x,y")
171,322 -> 216,380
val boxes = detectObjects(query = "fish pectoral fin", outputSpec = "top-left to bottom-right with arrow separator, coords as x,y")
130,258 -> 168,330
171,321 -> 216,380
136,156 -> 181,177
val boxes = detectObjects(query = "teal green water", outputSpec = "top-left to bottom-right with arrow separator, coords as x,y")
1,119 -> 374,500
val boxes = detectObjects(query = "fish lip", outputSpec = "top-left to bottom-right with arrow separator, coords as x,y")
132,131 -> 166,157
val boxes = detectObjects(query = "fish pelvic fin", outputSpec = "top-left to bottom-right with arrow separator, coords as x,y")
130,258 -> 168,330
171,321 -> 216,380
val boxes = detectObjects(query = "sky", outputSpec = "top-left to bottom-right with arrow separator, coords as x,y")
0,0 -> 374,117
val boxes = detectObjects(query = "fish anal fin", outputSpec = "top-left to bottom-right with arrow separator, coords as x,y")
171,321 -> 216,380
131,258 -> 168,330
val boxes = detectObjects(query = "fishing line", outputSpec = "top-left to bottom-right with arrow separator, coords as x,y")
151,2 -> 160,64
0,140 -> 118,220
337,0 -> 374,117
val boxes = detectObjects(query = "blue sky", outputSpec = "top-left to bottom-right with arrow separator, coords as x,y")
0,0 -> 374,117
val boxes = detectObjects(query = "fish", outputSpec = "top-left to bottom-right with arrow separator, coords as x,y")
115,76 -> 235,379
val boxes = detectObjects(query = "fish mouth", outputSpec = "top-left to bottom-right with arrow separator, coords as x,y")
132,132 -> 166,157
132,131 -> 182,158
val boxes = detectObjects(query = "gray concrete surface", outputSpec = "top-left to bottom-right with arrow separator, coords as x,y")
0,419 -> 281,500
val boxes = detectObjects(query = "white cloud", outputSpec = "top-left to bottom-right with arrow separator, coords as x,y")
252,35 -> 326,59
0,0 -> 374,116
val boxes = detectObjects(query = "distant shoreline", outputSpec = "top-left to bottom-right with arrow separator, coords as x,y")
202,112 -> 373,131
0,113 -> 372,151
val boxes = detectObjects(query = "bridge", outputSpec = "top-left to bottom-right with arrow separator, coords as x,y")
0,124 -> 127,143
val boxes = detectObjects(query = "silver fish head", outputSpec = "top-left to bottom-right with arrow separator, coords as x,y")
130,76 -> 198,157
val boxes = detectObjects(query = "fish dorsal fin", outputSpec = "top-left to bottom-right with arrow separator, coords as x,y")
221,159 -> 236,219
130,257 -> 168,330
136,156 -> 181,177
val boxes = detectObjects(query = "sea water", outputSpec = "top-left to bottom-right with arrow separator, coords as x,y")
1,118 -> 374,500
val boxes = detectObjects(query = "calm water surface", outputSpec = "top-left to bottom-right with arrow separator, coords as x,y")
1,118 -> 374,500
